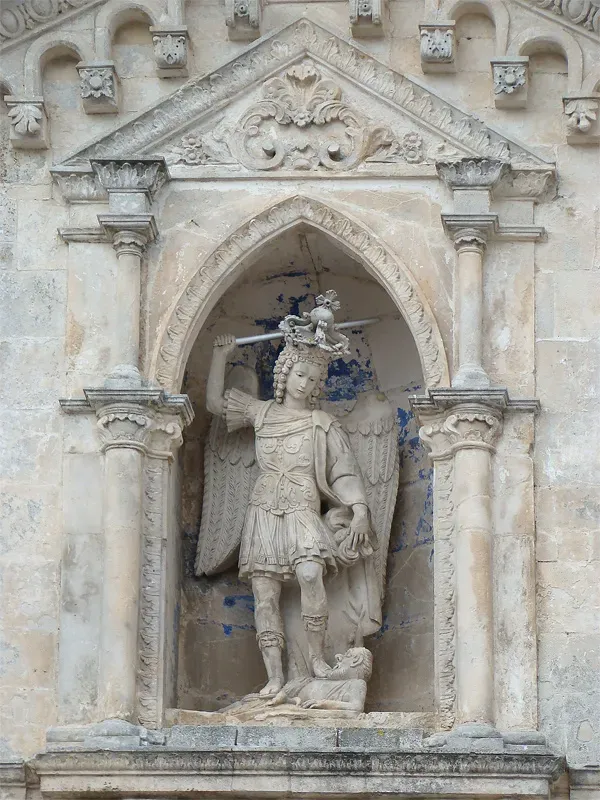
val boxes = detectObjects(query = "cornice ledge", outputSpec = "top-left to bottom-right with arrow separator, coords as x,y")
0,0 -> 106,55
59,388 -> 194,425
59,227 -> 109,243
511,0 -> 600,43
441,213 -> 546,242
410,388 -> 541,414
55,20 -> 552,169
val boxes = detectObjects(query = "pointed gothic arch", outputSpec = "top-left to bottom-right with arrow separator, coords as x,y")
151,195 -> 450,393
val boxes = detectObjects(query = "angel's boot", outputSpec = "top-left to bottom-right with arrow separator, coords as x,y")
257,631 -> 285,696
303,614 -> 331,678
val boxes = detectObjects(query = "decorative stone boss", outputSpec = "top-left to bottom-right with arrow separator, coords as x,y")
196,291 -> 399,717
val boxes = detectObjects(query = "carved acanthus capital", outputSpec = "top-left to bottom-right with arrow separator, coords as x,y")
349,0 -> 385,38
436,158 -> 509,190
419,22 -> 456,73
226,0 -> 260,41
491,57 -> 529,109
563,95 -> 600,145
419,403 -> 502,459
97,403 -> 154,453
77,62 -> 119,115
91,159 -> 169,212
5,97 -> 48,150
51,168 -> 107,203
150,26 -> 189,78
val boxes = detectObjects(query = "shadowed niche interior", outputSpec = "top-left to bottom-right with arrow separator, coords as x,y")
176,226 -> 434,714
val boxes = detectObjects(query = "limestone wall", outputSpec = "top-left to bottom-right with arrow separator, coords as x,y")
0,0 -> 599,775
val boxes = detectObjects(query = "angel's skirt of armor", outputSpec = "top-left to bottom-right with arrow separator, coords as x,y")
239,412 -> 337,580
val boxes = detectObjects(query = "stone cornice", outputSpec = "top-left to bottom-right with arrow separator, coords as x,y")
59,388 -> 194,426
410,388 -> 541,415
512,0 -> 600,43
441,213 -> 546,243
0,0 -> 106,54
57,20 -> 552,169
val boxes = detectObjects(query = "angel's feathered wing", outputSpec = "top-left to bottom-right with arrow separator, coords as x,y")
194,365 -> 259,577
339,391 -> 399,599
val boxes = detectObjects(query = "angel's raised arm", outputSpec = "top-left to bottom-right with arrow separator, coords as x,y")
206,334 -> 237,415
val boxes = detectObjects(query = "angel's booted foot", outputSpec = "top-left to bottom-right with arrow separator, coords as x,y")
259,678 -> 284,696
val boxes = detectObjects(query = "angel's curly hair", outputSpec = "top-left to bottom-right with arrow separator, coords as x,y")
273,344 -> 329,408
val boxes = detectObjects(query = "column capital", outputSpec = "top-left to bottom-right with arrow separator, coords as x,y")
97,213 -> 158,253
91,158 -> 169,214
416,402 -> 502,460
97,403 -> 154,453
436,157 -> 509,190
441,213 -> 499,250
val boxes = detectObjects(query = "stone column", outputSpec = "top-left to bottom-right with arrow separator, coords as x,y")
447,405 -> 501,726
452,228 -> 489,389
436,158 -> 508,390
92,159 -> 167,387
417,391 -> 503,731
96,398 -> 153,721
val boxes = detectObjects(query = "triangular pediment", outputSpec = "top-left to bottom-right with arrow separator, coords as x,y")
58,19 -> 552,171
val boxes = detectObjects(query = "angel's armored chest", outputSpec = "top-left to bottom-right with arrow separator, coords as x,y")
251,407 -> 319,514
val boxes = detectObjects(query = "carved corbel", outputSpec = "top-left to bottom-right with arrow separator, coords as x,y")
419,22 -> 456,74
77,62 -> 119,115
5,96 -> 48,150
225,0 -> 260,41
563,94 -> 600,145
349,0 -> 385,38
491,57 -> 529,110
150,26 -> 189,78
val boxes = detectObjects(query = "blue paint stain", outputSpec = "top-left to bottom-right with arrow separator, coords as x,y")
223,594 -> 255,613
324,358 -> 374,402
221,622 -> 255,636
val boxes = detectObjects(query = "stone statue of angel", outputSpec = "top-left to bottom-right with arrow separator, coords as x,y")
197,291 -> 399,702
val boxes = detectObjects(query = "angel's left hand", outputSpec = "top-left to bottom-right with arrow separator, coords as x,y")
349,504 -> 369,550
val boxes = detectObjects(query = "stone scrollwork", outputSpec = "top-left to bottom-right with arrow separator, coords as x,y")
0,0 -> 94,46
526,0 -> 600,34
233,60 -> 398,171
77,63 -> 119,115
226,0 -> 260,41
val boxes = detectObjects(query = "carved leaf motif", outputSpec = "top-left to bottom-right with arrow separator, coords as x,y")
8,103 -> 42,135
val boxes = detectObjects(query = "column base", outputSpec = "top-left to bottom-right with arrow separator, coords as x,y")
452,364 -> 491,389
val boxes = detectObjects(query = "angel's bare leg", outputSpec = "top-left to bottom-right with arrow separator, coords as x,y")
296,560 -> 330,678
252,576 -> 285,696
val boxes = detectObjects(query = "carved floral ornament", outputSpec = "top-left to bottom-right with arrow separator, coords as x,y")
526,0 -> 600,33
153,195 -> 449,391
0,0 -> 93,45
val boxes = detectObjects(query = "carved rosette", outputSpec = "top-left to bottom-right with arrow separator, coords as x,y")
5,97 -> 48,150
77,63 -> 119,115
233,60 -> 397,171
150,27 -> 189,78
349,0 -> 384,38
225,0 -> 260,41
419,22 -> 456,73
563,95 -> 600,145
491,58 -> 528,109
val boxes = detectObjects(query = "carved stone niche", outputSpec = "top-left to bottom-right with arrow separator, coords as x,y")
225,0 -> 260,41
419,21 -> 456,74
491,57 -> 529,110
4,96 -> 48,149
349,0 -> 385,38
77,61 -> 119,114
563,94 -> 600,145
150,26 -> 189,78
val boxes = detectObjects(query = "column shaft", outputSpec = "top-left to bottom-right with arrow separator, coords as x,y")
456,246 -> 484,376
115,248 -> 141,368
99,446 -> 144,720
454,446 -> 494,725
